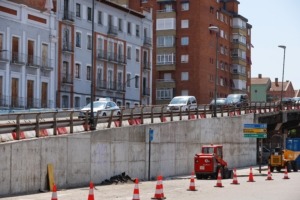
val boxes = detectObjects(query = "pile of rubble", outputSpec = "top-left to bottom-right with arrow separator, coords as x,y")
100,172 -> 136,185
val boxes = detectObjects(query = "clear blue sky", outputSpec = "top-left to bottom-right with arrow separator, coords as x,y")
239,0 -> 300,90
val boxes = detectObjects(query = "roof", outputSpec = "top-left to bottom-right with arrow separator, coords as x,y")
251,77 -> 270,85
270,81 -> 290,92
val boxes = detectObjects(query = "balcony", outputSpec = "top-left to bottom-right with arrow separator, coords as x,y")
0,50 -> 10,62
142,87 -> 150,96
96,49 -> 107,61
107,52 -> 126,65
0,95 -> 54,109
142,61 -> 151,71
108,25 -> 118,37
11,52 -> 26,65
62,42 -> 74,53
156,79 -> 175,88
61,73 -> 73,84
62,10 -> 74,22
143,37 -> 152,46
156,61 -> 176,71
27,55 -> 41,67
40,58 -> 53,70
117,54 -> 126,65
157,0 -> 176,2
96,80 -> 107,90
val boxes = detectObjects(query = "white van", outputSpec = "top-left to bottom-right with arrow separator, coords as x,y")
167,96 -> 197,111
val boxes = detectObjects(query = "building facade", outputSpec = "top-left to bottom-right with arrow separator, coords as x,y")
251,74 -> 271,102
0,0 -> 56,109
0,0 -> 152,109
115,0 -> 252,105
57,0 -> 152,109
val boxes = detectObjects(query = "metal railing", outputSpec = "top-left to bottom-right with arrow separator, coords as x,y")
2,102 -> 299,142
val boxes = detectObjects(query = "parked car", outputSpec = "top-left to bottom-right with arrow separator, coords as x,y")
78,99 -> 121,118
291,97 -> 300,104
225,94 -> 249,107
209,98 -> 227,110
281,97 -> 293,106
167,96 -> 197,111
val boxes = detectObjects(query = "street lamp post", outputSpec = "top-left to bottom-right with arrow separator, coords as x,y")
208,26 -> 219,117
90,0 -> 96,130
278,45 -> 286,110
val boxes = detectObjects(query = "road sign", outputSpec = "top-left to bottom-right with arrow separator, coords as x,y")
149,128 -> 154,142
244,134 -> 267,138
243,124 -> 267,138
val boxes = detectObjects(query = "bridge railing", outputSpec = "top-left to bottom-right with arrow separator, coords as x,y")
0,101 -> 298,142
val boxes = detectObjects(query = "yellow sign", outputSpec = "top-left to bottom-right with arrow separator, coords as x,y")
243,128 -> 267,133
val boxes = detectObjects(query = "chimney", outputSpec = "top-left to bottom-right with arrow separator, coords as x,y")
258,74 -> 262,78
275,78 -> 279,86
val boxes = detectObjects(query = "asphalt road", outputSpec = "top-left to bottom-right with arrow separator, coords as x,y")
2,166 -> 300,200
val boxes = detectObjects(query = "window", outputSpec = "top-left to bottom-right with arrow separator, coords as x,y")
135,49 -> 140,62
98,11 -> 102,25
126,73 -> 131,87
87,7 -> 92,21
181,55 -> 189,63
75,63 -> 80,78
157,36 -> 174,47
156,18 -> 176,30
75,97 -> 80,109
181,20 -> 189,28
87,35 -> 92,50
127,22 -> 131,34
118,18 -> 123,32
181,72 -> 189,81
181,2 -> 189,11
135,75 -> 139,88
136,24 -> 140,37
75,32 -> 81,48
86,66 -> 91,80
127,46 -> 131,59
220,29 -> 224,38
157,54 -> 175,65
156,89 -> 172,100
76,3 -> 81,18
62,95 -> 69,108
181,37 -> 189,45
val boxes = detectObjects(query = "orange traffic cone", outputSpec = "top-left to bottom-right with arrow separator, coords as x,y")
88,181 -> 95,200
187,171 -> 197,191
51,184 -> 58,200
283,166 -> 290,179
231,168 -> 240,185
214,169 -> 224,188
151,176 -> 166,199
132,178 -> 140,200
266,166 -> 273,181
247,167 -> 255,182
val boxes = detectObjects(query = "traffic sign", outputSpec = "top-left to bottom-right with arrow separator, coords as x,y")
149,128 -> 154,142
243,124 -> 267,138
244,134 -> 267,138
244,124 -> 267,129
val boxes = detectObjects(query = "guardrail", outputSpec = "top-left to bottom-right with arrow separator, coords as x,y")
0,102 -> 298,142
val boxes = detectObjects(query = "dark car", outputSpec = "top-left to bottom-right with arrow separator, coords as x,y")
281,97 -> 293,106
209,98 -> 227,110
225,94 -> 249,107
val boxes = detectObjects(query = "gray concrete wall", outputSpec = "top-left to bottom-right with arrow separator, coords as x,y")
0,114 -> 256,196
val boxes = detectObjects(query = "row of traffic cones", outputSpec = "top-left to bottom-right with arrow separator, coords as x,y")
51,181 -> 95,200
51,166 -> 291,200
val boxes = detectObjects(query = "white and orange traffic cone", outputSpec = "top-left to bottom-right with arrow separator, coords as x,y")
51,184 -> 58,200
247,167 -> 255,182
151,176 -> 166,199
132,178 -> 140,200
88,181 -> 95,200
214,169 -> 224,188
231,168 -> 240,185
187,171 -> 197,191
283,166 -> 290,179
266,166 -> 273,181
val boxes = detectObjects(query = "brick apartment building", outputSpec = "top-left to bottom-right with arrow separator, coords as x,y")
111,0 -> 252,105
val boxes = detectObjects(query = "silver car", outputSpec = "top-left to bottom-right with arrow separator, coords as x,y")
79,100 -> 121,118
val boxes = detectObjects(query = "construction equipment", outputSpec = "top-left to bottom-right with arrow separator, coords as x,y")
194,144 -> 232,179
268,147 -> 300,172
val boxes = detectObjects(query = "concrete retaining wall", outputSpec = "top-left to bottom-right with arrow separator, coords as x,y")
0,113 -> 256,196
